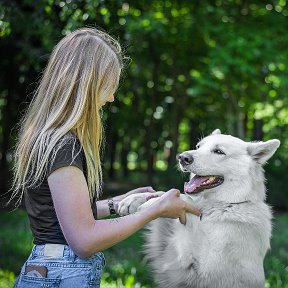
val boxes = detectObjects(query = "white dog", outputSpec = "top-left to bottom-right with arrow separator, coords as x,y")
118,129 -> 280,288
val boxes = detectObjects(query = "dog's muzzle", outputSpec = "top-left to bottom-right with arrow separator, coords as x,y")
177,152 -> 194,166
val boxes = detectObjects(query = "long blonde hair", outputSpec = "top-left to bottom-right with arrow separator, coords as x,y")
9,27 -> 122,207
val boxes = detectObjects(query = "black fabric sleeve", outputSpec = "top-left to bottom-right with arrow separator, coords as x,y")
92,201 -> 97,219
47,135 -> 84,177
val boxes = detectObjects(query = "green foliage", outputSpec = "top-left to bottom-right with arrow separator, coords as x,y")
1,3 -> 287,286
0,269 -> 15,288
264,214 -> 288,287
102,230 -> 154,287
0,210 -> 33,273
0,210 -> 288,288
0,0 -> 287,208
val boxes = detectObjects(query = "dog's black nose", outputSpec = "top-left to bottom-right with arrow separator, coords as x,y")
178,152 -> 194,165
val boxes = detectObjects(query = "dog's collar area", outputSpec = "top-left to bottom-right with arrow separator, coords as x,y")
227,200 -> 251,207
199,200 -> 251,221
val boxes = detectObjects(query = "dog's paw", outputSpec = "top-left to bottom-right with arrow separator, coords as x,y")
118,193 -> 151,216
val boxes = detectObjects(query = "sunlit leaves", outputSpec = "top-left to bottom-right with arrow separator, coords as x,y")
1,0 -> 288,183
0,4 -> 11,37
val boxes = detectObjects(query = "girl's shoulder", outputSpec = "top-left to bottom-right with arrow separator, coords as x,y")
53,131 -> 81,150
47,132 -> 85,177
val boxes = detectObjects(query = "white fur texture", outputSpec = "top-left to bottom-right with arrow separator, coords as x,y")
118,131 -> 280,288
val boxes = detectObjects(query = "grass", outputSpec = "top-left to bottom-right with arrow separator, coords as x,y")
264,213 -> 288,287
0,209 -> 287,287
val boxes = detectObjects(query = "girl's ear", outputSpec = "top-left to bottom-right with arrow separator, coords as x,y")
211,129 -> 221,135
247,139 -> 280,165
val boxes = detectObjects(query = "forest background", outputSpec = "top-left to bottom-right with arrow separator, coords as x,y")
0,0 -> 287,287
1,0 -> 288,208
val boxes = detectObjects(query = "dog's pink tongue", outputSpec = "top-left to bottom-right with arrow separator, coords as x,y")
184,176 -> 210,193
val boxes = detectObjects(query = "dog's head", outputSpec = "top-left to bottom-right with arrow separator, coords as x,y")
178,129 -> 280,202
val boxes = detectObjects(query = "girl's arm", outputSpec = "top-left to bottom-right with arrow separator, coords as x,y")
48,166 -> 200,258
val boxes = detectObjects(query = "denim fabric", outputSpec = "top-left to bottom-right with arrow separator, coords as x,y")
13,245 -> 106,288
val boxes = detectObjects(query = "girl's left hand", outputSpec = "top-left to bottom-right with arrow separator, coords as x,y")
125,186 -> 155,197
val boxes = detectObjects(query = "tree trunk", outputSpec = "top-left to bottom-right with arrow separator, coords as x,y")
188,119 -> 200,150
168,104 -> 180,167
237,111 -> 245,139
253,119 -> 264,141
145,46 -> 159,185
121,138 -> 129,178
1,45 -> 20,193
108,130 -> 118,179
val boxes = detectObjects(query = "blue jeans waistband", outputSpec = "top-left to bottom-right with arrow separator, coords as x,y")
30,244 -> 105,265
31,244 -> 75,258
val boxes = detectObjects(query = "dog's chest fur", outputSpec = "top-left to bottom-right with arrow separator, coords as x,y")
145,197 -> 272,288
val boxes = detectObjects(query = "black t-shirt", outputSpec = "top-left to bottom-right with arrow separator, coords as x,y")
24,133 -> 95,245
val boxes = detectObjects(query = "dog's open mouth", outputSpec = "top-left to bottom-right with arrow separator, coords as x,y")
184,175 -> 224,194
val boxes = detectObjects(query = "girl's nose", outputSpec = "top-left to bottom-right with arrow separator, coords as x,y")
108,95 -> 114,102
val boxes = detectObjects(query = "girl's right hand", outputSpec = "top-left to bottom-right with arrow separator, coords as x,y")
152,189 -> 201,225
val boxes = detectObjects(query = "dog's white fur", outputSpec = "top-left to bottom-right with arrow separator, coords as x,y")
118,130 -> 280,288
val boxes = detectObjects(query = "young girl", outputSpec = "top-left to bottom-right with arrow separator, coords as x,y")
11,27 -> 201,287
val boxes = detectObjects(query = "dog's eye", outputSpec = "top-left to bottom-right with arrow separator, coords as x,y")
213,149 -> 226,155
196,144 -> 200,149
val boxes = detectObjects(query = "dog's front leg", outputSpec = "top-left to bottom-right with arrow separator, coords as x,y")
139,193 -> 197,213
118,192 -> 164,216
137,195 -> 163,211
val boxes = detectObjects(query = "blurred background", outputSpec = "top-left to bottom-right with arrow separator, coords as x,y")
0,0 -> 287,287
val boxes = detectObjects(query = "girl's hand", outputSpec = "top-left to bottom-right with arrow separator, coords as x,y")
151,189 -> 201,225
118,191 -> 165,216
125,186 -> 155,197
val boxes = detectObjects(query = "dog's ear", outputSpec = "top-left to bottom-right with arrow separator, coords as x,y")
247,139 -> 280,165
211,129 -> 221,135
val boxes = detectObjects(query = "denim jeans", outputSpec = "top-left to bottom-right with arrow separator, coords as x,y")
13,244 -> 106,288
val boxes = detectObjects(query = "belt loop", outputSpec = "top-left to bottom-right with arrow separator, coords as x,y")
29,245 -> 37,260
71,246 -> 77,261
64,245 -> 76,261
73,251 -> 77,261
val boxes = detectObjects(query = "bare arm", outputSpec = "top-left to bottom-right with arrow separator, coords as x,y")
94,199 -> 109,219
48,166 -> 200,258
